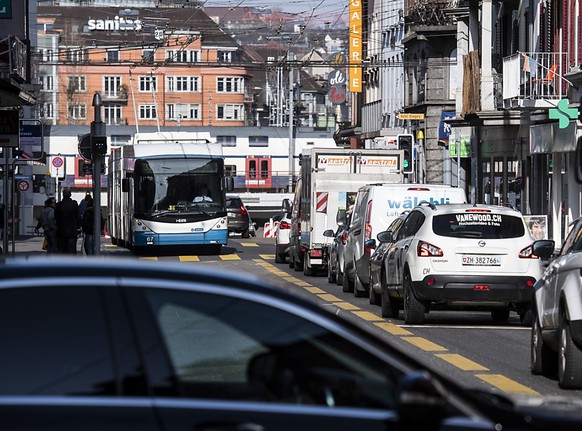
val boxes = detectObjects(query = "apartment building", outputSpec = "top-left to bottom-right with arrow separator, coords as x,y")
37,6 -> 254,127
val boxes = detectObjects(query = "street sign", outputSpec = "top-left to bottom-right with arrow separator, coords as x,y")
0,0 -> 11,19
52,156 -> 63,168
17,180 -> 29,192
398,113 -> 425,120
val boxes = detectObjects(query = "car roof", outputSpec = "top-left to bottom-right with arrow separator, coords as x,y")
415,203 -> 523,215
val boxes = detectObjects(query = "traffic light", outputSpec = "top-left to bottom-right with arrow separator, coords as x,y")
91,135 -> 107,156
397,133 -> 414,174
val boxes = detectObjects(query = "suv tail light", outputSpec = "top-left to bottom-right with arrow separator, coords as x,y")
341,232 -> 347,245
417,240 -> 443,257
519,244 -> 539,259
279,221 -> 291,230
240,204 -> 248,215
364,200 -> 373,252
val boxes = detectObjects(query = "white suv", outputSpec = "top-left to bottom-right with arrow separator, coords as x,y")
382,203 -> 545,325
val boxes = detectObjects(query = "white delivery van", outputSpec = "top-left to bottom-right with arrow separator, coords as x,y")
343,184 -> 467,297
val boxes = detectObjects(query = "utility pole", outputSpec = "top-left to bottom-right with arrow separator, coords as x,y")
90,92 -> 107,255
288,66 -> 294,193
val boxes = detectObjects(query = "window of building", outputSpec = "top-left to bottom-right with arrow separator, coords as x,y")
66,48 -> 86,62
106,50 -> 119,63
104,104 -> 123,125
217,77 -> 244,93
249,136 -> 269,147
166,104 -> 200,120
142,49 -> 155,64
166,49 -> 200,63
68,75 -> 86,92
68,103 -> 87,120
216,135 -> 237,147
103,76 -> 122,98
139,104 -> 157,120
40,75 -> 53,91
139,75 -> 157,92
166,76 -> 200,92
218,51 -> 237,63
41,103 -> 54,118
216,104 -> 243,121
41,49 -> 54,62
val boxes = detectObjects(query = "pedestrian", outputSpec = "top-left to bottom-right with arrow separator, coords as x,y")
55,188 -> 80,254
78,192 -> 92,219
82,196 -> 95,255
40,197 -> 57,254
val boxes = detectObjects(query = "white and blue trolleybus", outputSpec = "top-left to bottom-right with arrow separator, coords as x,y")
108,132 -> 231,254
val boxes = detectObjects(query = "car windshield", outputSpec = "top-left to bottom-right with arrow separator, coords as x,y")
432,213 -> 526,239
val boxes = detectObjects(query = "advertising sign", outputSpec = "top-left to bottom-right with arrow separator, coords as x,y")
349,0 -> 362,92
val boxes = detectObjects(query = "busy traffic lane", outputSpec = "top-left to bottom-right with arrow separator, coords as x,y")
181,235 -> 581,400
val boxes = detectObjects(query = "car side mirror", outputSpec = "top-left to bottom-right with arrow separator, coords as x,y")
532,239 -> 555,259
377,230 -> 394,243
364,239 -> 376,250
323,229 -> 335,238
282,198 -> 292,214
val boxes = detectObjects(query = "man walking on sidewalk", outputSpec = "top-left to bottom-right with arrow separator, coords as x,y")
55,189 -> 80,254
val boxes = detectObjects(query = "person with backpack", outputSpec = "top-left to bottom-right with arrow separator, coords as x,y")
40,197 -> 57,254
82,196 -> 95,255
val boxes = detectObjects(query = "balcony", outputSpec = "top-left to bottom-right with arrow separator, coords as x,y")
502,52 -> 569,110
102,89 -> 128,103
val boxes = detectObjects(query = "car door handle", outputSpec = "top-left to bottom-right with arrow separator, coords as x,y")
195,422 -> 265,431
353,229 -> 361,235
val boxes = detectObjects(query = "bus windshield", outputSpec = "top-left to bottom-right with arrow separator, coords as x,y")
134,158 -> 225,214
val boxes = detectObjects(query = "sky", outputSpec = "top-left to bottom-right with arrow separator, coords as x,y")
200,0 -> 349,27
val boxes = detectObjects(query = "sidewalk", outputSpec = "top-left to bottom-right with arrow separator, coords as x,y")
3,235 -> 120,258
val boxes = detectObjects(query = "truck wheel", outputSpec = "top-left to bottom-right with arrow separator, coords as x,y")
303,254 -> 315,276
275,252 -> 285,264
336,267 -> 343,286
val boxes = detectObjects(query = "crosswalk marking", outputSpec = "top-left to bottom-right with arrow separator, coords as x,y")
219,254 -> 241,260
179,256 -> 200,262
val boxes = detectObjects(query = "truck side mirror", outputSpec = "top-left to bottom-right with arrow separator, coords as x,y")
336,209 -> 347,225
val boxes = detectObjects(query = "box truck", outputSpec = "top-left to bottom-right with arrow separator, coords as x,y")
289,148 -> 405,276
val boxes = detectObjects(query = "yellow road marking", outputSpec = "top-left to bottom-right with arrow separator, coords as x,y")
270,271 -> 289,276
179,256 -> 200,262
219,254 -> 241,260
305,287 -> 326,294
353,311 -> 384,321
374,322 -> 412,336
403,337 -> 447,352
334,302 -> 360,310
253,259 -> 264,263
476,374 -> 540,396
436,354 -> 489,371
292,281 -> 312,287
240,243 -> 259,247
318,294 -> 342,302
140,257 -> 158,261
259,254 -> 275,259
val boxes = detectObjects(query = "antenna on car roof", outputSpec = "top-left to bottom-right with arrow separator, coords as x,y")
417,201 -> 437,210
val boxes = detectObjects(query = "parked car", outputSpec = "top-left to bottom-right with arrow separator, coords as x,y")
275,199 -> 292,263
531,217 -> 582,389
226,194 -> 250,238
377,203 -> 545,325
0,256 -> 580,430
368,212 -> 409,316
343,184 -> 467,297
323,210 -> 351,285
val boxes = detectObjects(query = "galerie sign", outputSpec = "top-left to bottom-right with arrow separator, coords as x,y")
349,0 -> 362,92
87,16 -> 143,32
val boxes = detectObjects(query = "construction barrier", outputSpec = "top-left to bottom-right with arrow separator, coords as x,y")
263,219 -> 279,238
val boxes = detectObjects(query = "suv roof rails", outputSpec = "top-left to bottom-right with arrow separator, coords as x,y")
417,201 -> 437,210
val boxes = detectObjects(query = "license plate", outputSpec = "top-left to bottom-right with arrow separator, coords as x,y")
227,212 -> 234,217
462,255 -> 501,266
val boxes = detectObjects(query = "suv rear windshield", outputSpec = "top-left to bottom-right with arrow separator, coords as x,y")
432,213 -> 526,239
226,197 -> 243,209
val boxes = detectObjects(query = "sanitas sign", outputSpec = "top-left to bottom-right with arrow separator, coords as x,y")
87,16 -> 143,32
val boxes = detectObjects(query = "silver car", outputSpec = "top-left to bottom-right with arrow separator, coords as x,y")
531,217 -> 582,389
